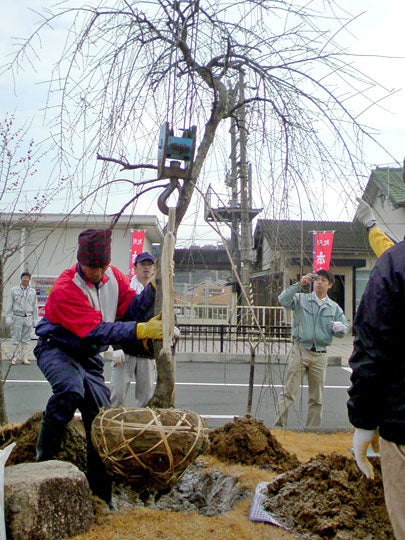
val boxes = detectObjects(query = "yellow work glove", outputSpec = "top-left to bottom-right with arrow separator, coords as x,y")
136,313 -> 163,340
353,428 -> 380,480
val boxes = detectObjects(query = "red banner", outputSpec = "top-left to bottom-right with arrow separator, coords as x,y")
129,230 -> 145,279
313,231 -> 334,272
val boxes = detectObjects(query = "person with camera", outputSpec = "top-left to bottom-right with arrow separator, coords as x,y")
274,269 -> 350,427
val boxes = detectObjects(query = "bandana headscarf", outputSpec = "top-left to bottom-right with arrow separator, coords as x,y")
77,228 -> 112,268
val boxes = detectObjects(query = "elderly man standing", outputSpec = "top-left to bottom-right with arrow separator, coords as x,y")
34,229 -> 162,508
274,270 -> 350,428
110,251 -> 156,407
5,272 -> 38,365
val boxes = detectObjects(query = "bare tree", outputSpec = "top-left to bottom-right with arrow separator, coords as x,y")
5,0 -> 396,406
0,115 -> 65,423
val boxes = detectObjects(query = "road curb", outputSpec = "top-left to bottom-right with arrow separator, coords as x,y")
175,352 -> 342,366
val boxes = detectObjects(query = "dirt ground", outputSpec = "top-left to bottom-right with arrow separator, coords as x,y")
0,414 -> 393,540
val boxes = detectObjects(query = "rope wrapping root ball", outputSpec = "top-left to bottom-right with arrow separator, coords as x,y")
91,407 -> 210,489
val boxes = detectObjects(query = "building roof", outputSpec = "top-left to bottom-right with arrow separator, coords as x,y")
362,167 -> 405,208
254,219 -> 371,255
0,212 -> 163,242
174,247 -> 232,270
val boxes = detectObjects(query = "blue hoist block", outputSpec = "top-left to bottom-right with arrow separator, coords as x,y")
158,122 -> 197,180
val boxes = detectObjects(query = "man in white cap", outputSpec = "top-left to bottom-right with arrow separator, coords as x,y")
110,251 -> 157,407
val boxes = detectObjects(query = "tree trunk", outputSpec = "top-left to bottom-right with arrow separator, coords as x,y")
149,260 -> 175,408
0,257 -> 8,425
149,81 -> 229,408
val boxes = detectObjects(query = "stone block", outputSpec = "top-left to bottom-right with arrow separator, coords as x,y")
5,460 -> 94,540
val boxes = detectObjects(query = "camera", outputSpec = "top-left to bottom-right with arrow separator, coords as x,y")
309,273 -> 318,281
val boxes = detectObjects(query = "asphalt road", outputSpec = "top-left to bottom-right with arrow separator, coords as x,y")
2,360 -> 353,430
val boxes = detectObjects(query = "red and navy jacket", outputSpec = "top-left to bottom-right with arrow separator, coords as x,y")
35,263 -> 155,356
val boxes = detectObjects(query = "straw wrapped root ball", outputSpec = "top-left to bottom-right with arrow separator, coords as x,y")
91,407 -> 210,489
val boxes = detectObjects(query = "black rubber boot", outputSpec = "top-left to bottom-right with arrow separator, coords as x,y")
36,412 -> 66,462
86,443 -> 113,507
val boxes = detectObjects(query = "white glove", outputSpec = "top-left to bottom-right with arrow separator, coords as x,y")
332,321 -> 346,333
5,317 -> 12,327
112,349 -> 125,367
353,428 -> 380,479
356,197 -> 376,229
172,326 -> 180,346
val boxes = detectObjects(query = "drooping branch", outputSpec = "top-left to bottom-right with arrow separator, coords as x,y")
96,153 -> 158,171
109,182 -> 168,228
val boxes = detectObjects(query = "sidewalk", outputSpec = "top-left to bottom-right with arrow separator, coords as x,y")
326,332 -> 354,367
0,339 -> 38,363
176,332 -> 354,366
0,333 -> 355,366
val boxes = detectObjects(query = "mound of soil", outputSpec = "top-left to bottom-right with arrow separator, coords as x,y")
263,452 -> 393,539
0,412 -> 87,472
208,416 -> 300,473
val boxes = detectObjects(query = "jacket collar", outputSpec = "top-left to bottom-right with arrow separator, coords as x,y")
76,263 -> 110,287
309,290 -> 331,305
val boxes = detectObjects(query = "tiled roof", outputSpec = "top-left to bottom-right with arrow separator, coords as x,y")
254,220 -> 371,254
367,167 -> 405,206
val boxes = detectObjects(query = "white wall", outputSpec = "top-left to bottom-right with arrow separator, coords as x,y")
1,221 -> 158,315
373,195 -> 405,241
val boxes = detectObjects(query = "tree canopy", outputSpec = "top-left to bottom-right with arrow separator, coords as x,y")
6,0 -> 395,224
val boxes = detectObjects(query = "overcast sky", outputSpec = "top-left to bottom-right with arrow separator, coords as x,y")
1,1 -> 405,245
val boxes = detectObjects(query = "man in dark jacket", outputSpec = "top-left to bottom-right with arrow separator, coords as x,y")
34,228 -> 162,508
348,241 -> 405,539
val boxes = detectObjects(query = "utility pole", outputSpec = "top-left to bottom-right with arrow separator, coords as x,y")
229,102 -> 240,268
204,73 -> 261,320
238,71 -> 253,312
204,73 -> 262,417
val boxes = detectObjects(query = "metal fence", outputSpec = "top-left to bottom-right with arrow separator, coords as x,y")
176,323 -> 292,356
175,304 -> 287,327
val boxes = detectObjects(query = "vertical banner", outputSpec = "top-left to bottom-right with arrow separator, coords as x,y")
313,231 -> 334,272
129,230 -> 145,279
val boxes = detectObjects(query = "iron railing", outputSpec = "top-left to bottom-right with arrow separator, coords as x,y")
176,323 -> 292,356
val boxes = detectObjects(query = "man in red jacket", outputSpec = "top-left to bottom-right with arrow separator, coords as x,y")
35,228 -> 162,508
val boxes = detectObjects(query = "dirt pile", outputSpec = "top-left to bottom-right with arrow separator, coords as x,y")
263,452 -> 394,539
0,412 -> 87,472
208,416 -> 300,472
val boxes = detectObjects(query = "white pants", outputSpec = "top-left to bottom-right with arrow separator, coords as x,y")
10,315 -> 33,361
10,315 -> 33,346
274,343 -> 328,427
110,354 -> 155,407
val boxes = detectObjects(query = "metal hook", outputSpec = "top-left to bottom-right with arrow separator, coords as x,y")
157,177 -> 180,216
